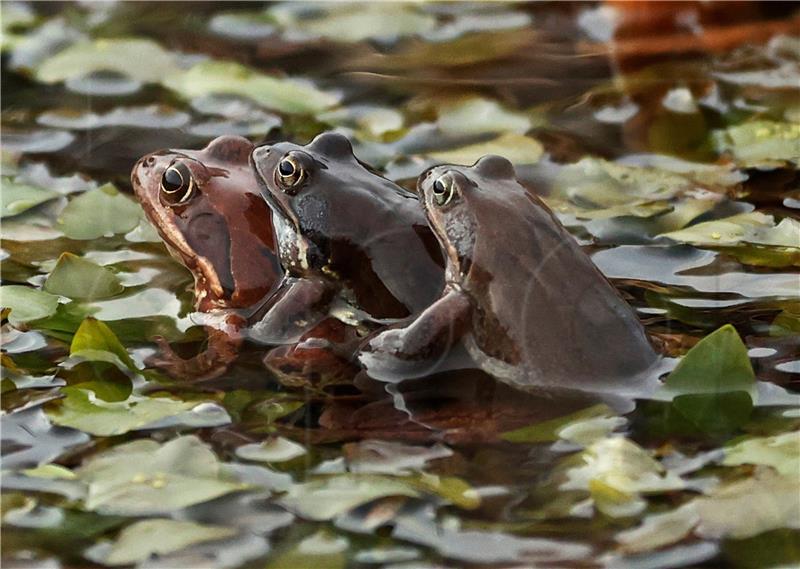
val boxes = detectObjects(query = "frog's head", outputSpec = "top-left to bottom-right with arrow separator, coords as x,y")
131,135 -> 280,310
418,155 -> 517,283
251,132 -> 389,275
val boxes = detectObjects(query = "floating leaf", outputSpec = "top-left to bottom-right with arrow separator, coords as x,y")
437,97 -> 532,137
661,212 -> 800,249
723,432 -> 800,477
76,436 -> 247,515
278,475 -> 419,521
236,437 -> 307,463
104,519 -> 236,566
343,440 -> 452,475
561,437 -> 685,518
665,324 -> 755,395
427,132 -> 542,165
1,177 -> 59,218
57,184 -> 143,240
0,285 -> 59,326
69,317 -> 136,371
35,38 -> 178,84
269,3 -> 435,43
43,253 -> 123,301
501,404 -> 621,445
713,120 -> 800,168
172,60 -> 338,115
47,388 -> 204,436
266,530 -> 348,569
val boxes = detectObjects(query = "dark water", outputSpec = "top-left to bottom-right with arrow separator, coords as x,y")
2,2 -> 799,568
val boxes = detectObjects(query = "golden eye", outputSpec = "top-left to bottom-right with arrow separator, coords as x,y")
160,163 -> 195,205
432,174 -> 456,206
276,155 -> 305,191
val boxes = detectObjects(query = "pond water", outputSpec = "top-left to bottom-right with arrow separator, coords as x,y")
2,2 -> 799,568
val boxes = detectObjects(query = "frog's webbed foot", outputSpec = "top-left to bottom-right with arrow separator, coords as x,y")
147,327 -> 242,381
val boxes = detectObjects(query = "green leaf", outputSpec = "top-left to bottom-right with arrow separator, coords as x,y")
43,253 -> 123,301
171,60 -> 339,114
665,324 -> 756,395
104,519 -> 236,566
408,473 -> 480,510
1,177 -> 59,218
436,97 -> 533,137
236,437 -> 306,463
47,388 -> 200,436
427,132 -> 543,166
660,212 -> 800,249
723,431 -> 800,477
0,285 -> 59,325
35,38 -> 179,84
76,436 -> 247,515
57,184 -> 143,240
501,404 -> 619,444
278,475 -> 419,521
713,120 -> 800,168
69,317 -> 136,371
671,391 -> 754,434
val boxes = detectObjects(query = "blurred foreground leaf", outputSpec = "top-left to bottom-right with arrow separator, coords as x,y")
713,120 -> 800,168
0,285 -> 59,325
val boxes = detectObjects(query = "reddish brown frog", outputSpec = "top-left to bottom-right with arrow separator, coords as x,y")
132,135 -> 283,378
361,155 -> 660,396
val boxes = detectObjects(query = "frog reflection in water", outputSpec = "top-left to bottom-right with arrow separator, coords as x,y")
249,132 -> 444,344
132,136 -> 283,377
361,155 -> 660,395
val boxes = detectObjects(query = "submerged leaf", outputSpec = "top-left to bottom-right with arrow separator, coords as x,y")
35,38 -> 178,83
104,519 -> 236,566
76,436 -> 247,515
0,285 -> 59,325
172,60 -> 339,114
43,253 -> 123,301
57,184 -> 143,240
428,132 -> 542,165
1,177 -> 59,218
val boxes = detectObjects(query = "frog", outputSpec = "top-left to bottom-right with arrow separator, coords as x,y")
248,132 -> 444,345
360,155 -> 661,396
132,135 -> 283,378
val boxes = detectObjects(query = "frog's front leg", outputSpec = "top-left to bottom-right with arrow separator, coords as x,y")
359,288 -> 472,380
247,276 -> 334,345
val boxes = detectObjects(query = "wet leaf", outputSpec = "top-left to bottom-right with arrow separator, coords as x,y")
43,253 -> 123,301
665,324 -> 756,395
1,177 -> 59,218
47,388 -> 202,436
343,440 -> 452,475
427,132 -> 542,165
104,519 -> 236,566
0,285 -> 59,325
76,436 -> 247,515
660,212 -> 800,249
409,473 -> 480,510
57,184 -> 143,240
278,475 -> 419,521
35,38 -> 178,83
501,404 -> 621,445
172,60 -> 338,114
723,431 -> 800,476
713,120 -> 800,168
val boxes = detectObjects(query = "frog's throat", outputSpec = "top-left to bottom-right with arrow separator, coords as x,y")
163,242 -> 225,306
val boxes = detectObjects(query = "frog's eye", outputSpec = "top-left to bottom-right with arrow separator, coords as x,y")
160,162 -> 195,206
432,174 -> 456,207
275,155 -> 305,192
